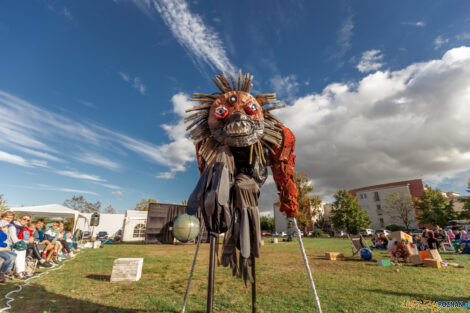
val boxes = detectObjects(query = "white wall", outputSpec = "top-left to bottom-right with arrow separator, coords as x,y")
122,210 -> 148,242
356,185 -> 418,230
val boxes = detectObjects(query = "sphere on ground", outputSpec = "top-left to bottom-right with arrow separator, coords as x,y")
173,214 -> 200,243
359,248 -> 373,261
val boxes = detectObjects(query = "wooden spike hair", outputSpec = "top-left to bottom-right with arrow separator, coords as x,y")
185,70 -> 287,160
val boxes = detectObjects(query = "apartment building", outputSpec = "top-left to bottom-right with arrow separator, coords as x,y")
349,179 -> 424,229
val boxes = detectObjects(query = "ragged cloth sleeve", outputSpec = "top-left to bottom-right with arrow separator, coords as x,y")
195,142 -> 206,174
269,125 -> 299,217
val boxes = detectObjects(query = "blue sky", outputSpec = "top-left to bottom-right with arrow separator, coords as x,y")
1,0 -> 469,212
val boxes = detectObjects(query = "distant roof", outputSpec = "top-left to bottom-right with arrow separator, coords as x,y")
349,179 -> 424,199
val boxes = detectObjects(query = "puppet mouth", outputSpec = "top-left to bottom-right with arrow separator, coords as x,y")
223,121 -> 253,136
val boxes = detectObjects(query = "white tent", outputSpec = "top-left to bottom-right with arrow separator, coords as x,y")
9,204 -> 88,232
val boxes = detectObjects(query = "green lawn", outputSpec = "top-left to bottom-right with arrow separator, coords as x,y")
0,238 -> 468,313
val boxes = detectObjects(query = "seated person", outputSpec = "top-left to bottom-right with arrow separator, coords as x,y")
376,233 -> 388,249
23,222 -> 52,268
0,220 -> 16,285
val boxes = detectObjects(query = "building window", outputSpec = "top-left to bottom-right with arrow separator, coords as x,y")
376,204 -> 382,215
133,224 -> 146,238
379,218 -> 385,228
374,192 -> 380,201
360,193 -> 367,199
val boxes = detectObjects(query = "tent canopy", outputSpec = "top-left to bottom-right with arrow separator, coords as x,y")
10,204 -> 85,219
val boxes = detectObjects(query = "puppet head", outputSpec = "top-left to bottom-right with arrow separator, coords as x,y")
186,70 -> 285,163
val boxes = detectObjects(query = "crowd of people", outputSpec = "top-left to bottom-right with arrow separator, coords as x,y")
0,211 -> 79,284
370,226 -> 469,255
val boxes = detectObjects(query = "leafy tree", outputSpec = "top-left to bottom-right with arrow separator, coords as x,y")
314,216 -> 333,234
417,185 -> 456,227
459,179 -> 470,219
0,194 -> 9,213
330,189 -> 371,234
104,205 -> 116,214
293,171 -> 322,232
383,191 -> 416,230
63,195 -> 101,213
260,216 -> 275,233
135,198 -> 157,211
181,200 -> 188,205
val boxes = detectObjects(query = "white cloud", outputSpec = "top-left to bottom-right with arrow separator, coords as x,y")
434,36 -> 449,50
77,99 -> 96,109
274,46 -> 470,200
129,0 -> 234,72
0,150 -> 32,167
56,170 -> 105,182
99,183 -> 121,190
77,153 -> 121,170
357,49 -> 385,73
401,21 -> 425,27
0,89 -> 196,178
156,171 -> 175,179
62,7 -> 73,20
456,32 -> 470,41
156,93 -> 196,178
10,184 -> 99,196
269,74 -> 299,102
112,190 -> 123,195
118,72 -> 146,95
38,184 -> 98,196
334,11 -> 354,58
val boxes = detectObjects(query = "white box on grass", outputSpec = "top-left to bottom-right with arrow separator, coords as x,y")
110,258 -> 144,282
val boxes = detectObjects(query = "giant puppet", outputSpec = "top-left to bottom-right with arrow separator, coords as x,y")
181,71 -> 321,313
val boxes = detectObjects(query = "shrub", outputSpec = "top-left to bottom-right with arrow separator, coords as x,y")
311,228 -> 323,238
385,224 -> 406,232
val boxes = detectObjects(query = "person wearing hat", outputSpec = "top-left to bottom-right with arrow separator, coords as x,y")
0,219 -> 17,284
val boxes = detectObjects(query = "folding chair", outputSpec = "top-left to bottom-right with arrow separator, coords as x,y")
348,234 -> 367,256
442,234 -> 455,252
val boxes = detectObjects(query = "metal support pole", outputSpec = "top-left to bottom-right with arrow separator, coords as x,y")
180,225 -> 204,313
293,218 -> 323,313
206,235 -> 216,313
251,255 -> 256,313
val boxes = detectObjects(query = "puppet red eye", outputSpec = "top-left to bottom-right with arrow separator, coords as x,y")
214,105 -> 228,119
245,102 -> 258,115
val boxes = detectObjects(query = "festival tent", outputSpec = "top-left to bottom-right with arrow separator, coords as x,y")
9,204 -> 88,232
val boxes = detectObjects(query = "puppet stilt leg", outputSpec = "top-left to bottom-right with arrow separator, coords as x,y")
251,255 -> 256,313
206,235 -> 216,313
293,218 -> 323,313
180,227 -> 204,313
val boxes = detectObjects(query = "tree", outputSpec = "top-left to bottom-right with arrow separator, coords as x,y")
0,194 -> 9,213
135,198 -> 157,211
314,215 -> 333,234
181,200 -> 188,206
63,195 -> 101,213
459,179 -> 470,219
417,185 -> 456,227
104,205 -> 116,214
260,216 -> 275,233
293,171 -> 322,232
330,189 -> 371,234
383,190 -> 416,230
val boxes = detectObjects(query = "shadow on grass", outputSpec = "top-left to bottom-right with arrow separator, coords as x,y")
86,274 -> 111,281
364,288 -> 469,303
3,284 -> 141,313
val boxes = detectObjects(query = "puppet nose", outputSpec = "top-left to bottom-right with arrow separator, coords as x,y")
229,112 -> 249,122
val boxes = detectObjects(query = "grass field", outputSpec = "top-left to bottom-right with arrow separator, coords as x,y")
0,238 -> 468,313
